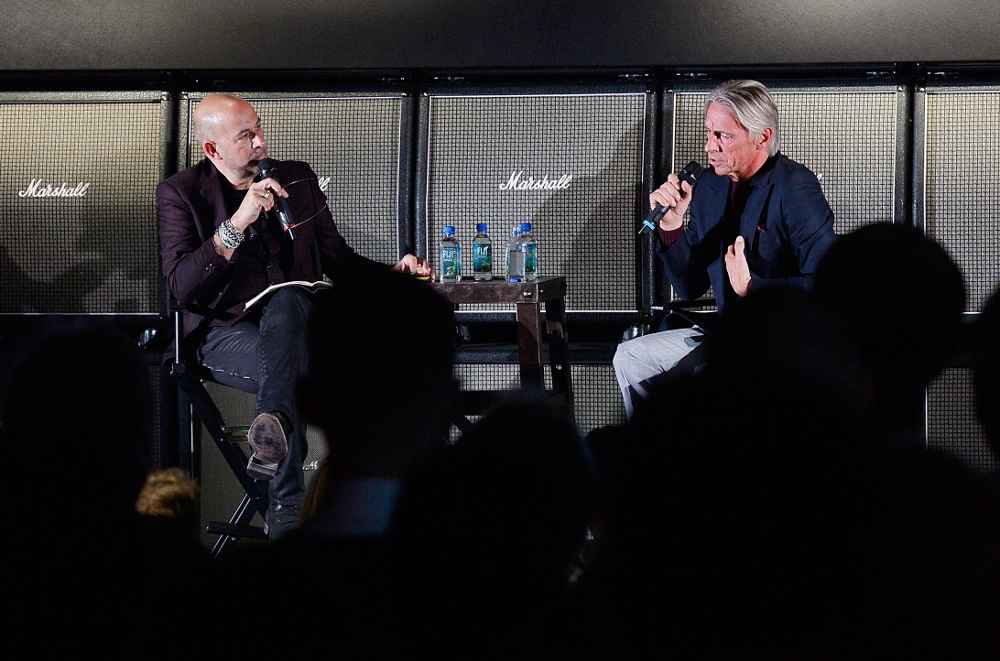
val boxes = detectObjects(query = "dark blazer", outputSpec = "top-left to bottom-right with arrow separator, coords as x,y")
157,158 -> 372,344
657,153 -> 837,310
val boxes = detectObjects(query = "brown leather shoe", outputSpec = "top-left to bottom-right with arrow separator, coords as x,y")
246,412 -> 288,480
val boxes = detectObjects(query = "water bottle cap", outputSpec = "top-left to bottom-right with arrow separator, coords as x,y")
444,225 -> 456,235
520,222 -> 532,232
476,223 -> 488,232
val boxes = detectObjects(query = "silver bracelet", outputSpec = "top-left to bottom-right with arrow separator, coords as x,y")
216,218 -> 244,249
217,230 -> 239,250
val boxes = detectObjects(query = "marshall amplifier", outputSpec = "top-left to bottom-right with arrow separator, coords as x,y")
179,90 -> 414,268
416,82 -> 658,317
0,91 -> 170,314
916,83 -> 1000,313
664,80 -> 909,306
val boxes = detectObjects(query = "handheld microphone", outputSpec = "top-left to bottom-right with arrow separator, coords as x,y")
639,160 -> 703,236
256,158 -> 296,240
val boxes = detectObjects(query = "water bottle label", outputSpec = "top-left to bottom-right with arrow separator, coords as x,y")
525,244 -> 537,273
473,244 -> 492,272
441,246 -> 460,278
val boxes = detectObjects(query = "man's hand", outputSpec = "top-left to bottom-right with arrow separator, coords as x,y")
725,236 -> 752,296
650,175 -> 693,232
232,179 -> 288,232
394,254 -> 434,281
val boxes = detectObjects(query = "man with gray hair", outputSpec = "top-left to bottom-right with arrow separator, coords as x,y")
614,80 -> 837,417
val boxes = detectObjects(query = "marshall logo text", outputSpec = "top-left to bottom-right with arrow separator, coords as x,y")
499,171 -> 573,192
18,179 -> 91,198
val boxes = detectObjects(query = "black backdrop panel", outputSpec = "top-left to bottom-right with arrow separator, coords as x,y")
0,91 -> 169,314
667,82 -> 906,304
180,91 -> 412,267
927,367 -> 997,475
418,85 -> 652,314
918,85 -> 1000,313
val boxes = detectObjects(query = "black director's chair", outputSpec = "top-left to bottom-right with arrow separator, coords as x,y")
167,305 -> 270,558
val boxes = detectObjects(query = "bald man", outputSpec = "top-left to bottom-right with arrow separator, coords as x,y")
157,94 -> 430,540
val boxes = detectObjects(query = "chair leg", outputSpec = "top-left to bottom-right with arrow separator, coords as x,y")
207,494 -> 268,558
173,368 -> 270,553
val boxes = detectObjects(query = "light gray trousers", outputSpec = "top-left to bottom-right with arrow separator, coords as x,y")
612,327 -> 703,418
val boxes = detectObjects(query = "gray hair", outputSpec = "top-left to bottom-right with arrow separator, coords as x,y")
706,80 -> 780,157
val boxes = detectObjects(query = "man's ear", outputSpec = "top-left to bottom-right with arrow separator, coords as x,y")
202,141 -> 219,161
757,127 -> 774,151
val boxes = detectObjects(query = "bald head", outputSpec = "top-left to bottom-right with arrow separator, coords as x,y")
193,94 -> 253,145
192,94 -> 268,186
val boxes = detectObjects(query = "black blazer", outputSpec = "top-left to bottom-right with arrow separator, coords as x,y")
657,153 -> 837,310
157,158 -> 371,342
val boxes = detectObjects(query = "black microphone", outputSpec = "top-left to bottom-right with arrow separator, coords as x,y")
256,158 -> 296,240
639,160 -> 703,236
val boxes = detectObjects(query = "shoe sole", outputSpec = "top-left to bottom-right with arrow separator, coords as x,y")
247,413 -> 288,480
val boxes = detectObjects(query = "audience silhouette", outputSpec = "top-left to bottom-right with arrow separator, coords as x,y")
576,283 -> 1000,658
813,222 -> 966,445
972,286 -> 1000,457
3,224 -> 1000,659
0,320 -> 214,658
391,396 -> 598,657
215,267 -> 457,657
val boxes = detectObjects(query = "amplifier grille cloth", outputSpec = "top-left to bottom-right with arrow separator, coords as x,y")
183,95 -> 404,267
424,93 -> 647,312
671,88 -> 899,303
452,362 -> 626,441
923,90 -> 1000,312
0,97 -> 164,313
926,367 -> 997,475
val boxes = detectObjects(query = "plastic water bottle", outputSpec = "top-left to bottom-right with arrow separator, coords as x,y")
506,227 -> 525,282
520,222 -> 537,281
440,225 -> 461,283
473,222 -> 493,281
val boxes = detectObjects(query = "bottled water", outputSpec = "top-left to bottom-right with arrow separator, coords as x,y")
506,227 -> 525,282
440,225 -> 461,283
520,222 -> 538,281
473,222 -> 493,281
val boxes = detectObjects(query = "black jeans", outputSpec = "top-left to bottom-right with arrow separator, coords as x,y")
197,287 -> 313,510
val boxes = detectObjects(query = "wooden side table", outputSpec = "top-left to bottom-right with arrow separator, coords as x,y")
431,276 -> 574,425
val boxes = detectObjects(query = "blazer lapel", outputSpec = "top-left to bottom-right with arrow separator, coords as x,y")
198,162 -> 229,232
745,154 -> 783,236
701,173 -> 730,232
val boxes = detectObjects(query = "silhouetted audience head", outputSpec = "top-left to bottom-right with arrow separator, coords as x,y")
0,320 -> 217,658
135,467 -> 199,518
575,280 -> 1000,659
1,320 -> 153,530
814,222 -> 966,434
391,397 -> 598,656
636,283 -> 867,434
296,268 -> 456,476
972,286 -> 1000,453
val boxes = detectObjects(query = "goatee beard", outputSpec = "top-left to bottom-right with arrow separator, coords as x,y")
224,159 -> 260,182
